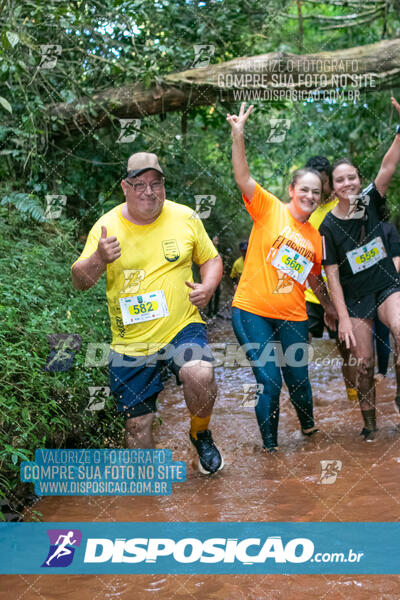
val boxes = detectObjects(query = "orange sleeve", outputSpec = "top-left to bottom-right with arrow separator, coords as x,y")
242,181 -> 280,222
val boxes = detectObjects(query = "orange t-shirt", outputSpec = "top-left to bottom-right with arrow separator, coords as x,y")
232,182 -> 322,321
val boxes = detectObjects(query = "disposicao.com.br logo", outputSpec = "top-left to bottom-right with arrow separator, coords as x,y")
41,529 -> 82,567
82,536 -> 363,565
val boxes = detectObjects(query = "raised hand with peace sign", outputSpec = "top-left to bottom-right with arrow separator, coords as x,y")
226,102 -> 254,137
227,103 -> 256,200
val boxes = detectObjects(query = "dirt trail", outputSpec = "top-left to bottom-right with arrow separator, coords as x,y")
3,319 -> 400,599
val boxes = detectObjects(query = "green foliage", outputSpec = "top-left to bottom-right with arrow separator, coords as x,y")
1,0 -> 400,514
0,210 -> 124,518
1,192 -> 46,222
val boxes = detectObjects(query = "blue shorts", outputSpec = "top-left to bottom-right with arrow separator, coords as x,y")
109,323 -> 213,419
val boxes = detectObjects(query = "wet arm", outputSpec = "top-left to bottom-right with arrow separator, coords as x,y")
324,265 -> 348,319
375,97 -> 400,196
308,273 -> 337,330
324,264 -> 356,348
186,255 -> 223,309
71,251 -> 106,291
200,255 -> 223,294
227,103 -> 256,200
375,133 -> 400,197
231,132 -> 256,200
307,273 -> 335,313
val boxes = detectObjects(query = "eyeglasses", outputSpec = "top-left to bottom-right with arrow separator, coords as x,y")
125,179 -> 164,193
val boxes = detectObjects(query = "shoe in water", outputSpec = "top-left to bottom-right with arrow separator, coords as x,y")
190,430 -> 224,474
301,427 -> 320,437
360,427 -> 377,442
262,446 -> 278,454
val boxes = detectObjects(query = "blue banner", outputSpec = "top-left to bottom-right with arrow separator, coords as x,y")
20,449 -> 186,496
0,522 -> 398,574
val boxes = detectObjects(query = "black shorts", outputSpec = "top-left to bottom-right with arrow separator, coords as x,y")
306,301 -> 336,339
346,286 -> 400,319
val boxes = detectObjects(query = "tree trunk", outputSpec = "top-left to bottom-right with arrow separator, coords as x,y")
297,0 -> 303,52
51,38 -> 400,132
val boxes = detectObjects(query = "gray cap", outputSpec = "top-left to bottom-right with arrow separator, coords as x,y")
126,152 -> 164,178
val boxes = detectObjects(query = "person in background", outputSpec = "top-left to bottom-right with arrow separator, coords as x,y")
230,241 -> 248,291
304,156 -> 337,338
373,211 -> 400,412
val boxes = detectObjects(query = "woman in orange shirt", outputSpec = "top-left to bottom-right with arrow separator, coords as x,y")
227,104 -> 336,452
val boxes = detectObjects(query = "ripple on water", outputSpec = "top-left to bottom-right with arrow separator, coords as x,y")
10,318 -> 400,598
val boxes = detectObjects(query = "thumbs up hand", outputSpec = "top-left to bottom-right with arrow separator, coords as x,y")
97,225 -> 121,264
185,281 -> 213,309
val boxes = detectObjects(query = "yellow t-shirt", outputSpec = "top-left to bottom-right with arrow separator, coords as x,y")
72,200 -> 217,356
304,198 -> 338,304
230,256 -> 244,280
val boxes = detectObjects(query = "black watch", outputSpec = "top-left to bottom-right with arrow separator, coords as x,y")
396,124 -> 400,135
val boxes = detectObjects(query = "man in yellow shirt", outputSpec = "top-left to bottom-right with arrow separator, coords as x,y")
230,241 -> 248,291
71,152 -> 224,474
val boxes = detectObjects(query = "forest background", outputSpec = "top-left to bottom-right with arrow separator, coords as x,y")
1,0 -> 400,517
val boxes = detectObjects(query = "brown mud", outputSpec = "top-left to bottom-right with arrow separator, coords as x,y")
3,319 -> 400,599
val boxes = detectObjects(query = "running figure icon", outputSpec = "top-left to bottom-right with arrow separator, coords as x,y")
45,531 -> 77,566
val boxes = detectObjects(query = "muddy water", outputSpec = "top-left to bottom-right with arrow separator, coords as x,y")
3,318 -> 400,598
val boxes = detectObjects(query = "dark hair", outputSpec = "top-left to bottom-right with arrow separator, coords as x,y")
330,158 -> 362,187
290,168 -> 322,188
305,156 -> 331,177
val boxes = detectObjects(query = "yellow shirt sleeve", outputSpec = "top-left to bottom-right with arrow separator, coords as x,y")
304,199 -> 337,304
190,214 -> 218,265
308,198 -> 338,230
